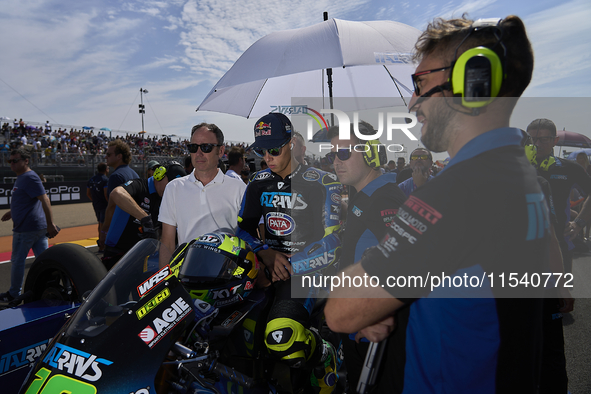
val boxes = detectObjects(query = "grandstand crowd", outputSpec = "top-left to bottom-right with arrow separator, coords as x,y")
1,119 -> 250,167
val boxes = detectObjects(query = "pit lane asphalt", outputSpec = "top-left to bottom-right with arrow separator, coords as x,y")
0,202 -> 589,393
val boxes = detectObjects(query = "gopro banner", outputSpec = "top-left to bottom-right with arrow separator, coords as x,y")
0,181 -> 91,209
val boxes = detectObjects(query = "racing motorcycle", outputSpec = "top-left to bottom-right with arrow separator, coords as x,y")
19,232 -> 329,394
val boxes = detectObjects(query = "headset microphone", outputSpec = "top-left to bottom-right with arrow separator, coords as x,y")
409,82 -> 452,112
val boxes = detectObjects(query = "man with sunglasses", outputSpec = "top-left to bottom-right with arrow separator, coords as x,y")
327,16 -> 550,393
397,148 -> 434,197
101,162 -> 186,270
327,122 -> 408,393
158,123 -> 246,267
0,149 -> 59,303
237,112 -> 342,394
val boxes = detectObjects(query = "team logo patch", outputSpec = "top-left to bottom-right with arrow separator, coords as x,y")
266,212 -> 295,236
403,196 -> 442,225
254,171 -> 271,181
302,170 -> 320,181
278,182 -> 285,189
331,193 -> 341,204
254,121 -> 272,137
144,197 -> 149,204
352,205 -> 362,217
198,234 -> 223,245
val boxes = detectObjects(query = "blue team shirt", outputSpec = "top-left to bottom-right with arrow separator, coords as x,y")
11,171 -> 47,232
107,165 -> 139,196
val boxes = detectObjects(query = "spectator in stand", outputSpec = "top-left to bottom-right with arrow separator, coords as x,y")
0,149 -> 60,303
260,160 -> 268,170
44,121 -> 51,135
105,139 -> 138,198
397,148 -> 435,197
87,162 -> 109,251
225,146 -> 246,180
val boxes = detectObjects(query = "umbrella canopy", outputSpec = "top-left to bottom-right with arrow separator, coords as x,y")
566,148 -> 591,160
100,127 -> 111,131
197,18 -> 420,119
556,130 -> 591,148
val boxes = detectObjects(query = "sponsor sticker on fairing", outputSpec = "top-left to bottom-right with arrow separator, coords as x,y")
137,265 -> 171,297
43,343 -> 113,382
139,296 -> 192,348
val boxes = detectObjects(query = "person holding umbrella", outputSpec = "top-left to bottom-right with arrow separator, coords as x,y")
326,15 -> 550,393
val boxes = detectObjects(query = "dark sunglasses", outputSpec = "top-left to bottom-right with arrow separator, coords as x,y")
326,149 -> 352,164
410,155 -> 431,161
8,158 -> 23,164
531,136 -> 555,144
187,143 -> 221,153
411,66 -> 452,96
253,140 -> 290,158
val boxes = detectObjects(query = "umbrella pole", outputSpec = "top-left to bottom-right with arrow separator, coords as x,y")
324,11 -> 335,127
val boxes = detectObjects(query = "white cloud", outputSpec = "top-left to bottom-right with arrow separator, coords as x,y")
176,0 -> 371,82
523,0 -> 591,96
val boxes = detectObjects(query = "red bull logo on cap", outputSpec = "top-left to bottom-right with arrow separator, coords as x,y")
255,122 -> 272,137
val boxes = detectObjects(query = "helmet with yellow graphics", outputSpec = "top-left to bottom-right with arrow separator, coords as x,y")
177,230 -> 259,308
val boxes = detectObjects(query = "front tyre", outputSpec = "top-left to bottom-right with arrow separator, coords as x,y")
24,243 -> 107,303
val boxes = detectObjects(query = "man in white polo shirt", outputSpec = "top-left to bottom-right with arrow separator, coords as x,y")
158,123 -> 246,266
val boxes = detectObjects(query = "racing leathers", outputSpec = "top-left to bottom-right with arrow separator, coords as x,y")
237,164 -> 342,393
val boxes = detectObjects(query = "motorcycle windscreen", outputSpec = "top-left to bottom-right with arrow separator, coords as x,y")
19,239 -> 196,394
179,245 -> 238,283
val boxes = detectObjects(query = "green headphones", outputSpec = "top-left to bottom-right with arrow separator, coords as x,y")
524,145 -> 556,171
153,166 -> 167,181
363,139 -> 388,168
449,19 -> 506,109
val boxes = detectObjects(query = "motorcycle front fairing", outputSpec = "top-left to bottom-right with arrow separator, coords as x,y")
20,239 -> 196,394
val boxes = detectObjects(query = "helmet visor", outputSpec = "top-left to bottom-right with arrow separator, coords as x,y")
179,246 -> 238,283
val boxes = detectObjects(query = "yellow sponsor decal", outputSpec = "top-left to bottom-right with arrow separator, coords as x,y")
136,288 -> 171,320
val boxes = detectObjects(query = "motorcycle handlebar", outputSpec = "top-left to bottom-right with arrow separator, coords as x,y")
208,360 -> 255,389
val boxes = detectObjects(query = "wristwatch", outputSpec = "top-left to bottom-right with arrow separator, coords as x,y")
574,217 -> 586,228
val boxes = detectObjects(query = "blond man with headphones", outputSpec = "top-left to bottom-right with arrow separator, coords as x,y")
327,16 -> 551,393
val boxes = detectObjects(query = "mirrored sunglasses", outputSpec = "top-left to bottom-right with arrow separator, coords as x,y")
253,140 -> 289,158
410,155 -> 431,161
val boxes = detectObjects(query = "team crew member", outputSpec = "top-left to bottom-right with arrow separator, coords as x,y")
527,118 -> 591,275
327,122 -> 408,393
105,139 -> 138,197
326,16 -> 548,393
397,148 -> 435,197
101,162 -> 186,269
237,113 -> 342,394
158,123 -> 246,267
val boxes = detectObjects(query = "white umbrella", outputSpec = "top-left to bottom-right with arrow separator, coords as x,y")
197,18 -> 420,119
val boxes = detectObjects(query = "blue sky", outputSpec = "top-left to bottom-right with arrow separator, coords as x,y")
0,0 -> 589,150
